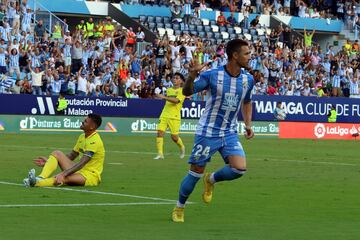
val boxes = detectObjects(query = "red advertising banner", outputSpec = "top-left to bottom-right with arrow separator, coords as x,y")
279,122 -> 360,140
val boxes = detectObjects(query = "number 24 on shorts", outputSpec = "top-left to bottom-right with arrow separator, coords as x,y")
194,145 -> 210,159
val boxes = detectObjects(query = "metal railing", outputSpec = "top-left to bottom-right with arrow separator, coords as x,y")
32,0 -> 68,34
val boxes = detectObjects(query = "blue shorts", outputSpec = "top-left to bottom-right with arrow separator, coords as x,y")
188,134 -> 245,167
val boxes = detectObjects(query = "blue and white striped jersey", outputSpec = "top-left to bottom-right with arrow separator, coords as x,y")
332,74 -> 341,88
0,53 -> 6,67
9,53 -> 19,67
350,80 -> 359,95
193,66 -> 254,137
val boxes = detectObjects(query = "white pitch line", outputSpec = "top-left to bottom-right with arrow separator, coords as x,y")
0,202 -> 176,208
0,181 -> 184,203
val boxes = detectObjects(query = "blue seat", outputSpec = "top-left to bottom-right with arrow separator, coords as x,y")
163,17 -> 170,24
147,16 -> 155,23
156,23 -> 164,28
139,15 -> 147,22
155,16 -> 163,23
196,25 -> 204,32
173,24 -> 180,30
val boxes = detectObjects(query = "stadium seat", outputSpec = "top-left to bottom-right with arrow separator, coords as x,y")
149,22 -> 156,30
250,29 -> 257,36
198,31 -> 205,38
210,20 -> 216,25
165,23 -> 172,29
156,23 -> 164,28
211,25 -> 219,32
182,30 -> 189,35
139,15 -> 147,22
229,33 -> 237,39
252,35 -> 258,41
157,27 -> 166,37
175,30 -> 181,36
227,27 -> 234,34
219,26 -> 227,32
163,17 -> 170,24
209,38 -> 216,45
214,32 -> 221,39
165,28 -> 174,36
234,27 -> 242,34
189,24 -> 196,31
155,16 -> 163,23
172,24 -> 180,31
221,32 -> 229,40
257,29 -> 265,36
197,25 -> 204,32
204,25 -> 211,32
201,19 -> 209,26
216,39 -> 223,44
190,30 -> 198,35
260,36 -> 266,42
243,28 -> 249,34
147,16 -> 155,23
206,32 -> 214,38
244,33 -> 252,41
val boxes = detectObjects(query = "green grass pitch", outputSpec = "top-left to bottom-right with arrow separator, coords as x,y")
0,134 -> 359,240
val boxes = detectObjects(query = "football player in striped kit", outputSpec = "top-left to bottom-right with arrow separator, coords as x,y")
172,39 -> 255,222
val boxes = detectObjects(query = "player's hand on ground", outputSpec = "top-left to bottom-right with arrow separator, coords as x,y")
33,156 -> 47,166
55,173 -> 65,186
244,127 -> 254,140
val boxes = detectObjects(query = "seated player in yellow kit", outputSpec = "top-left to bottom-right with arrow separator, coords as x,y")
23,114 -> 105,187
154,72 -> 186,160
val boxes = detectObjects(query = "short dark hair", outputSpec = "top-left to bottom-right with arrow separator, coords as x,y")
226,39 -> 249,60
174,72 -> 185,82
88,114 -> 102,129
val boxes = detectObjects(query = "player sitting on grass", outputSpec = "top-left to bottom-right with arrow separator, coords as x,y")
23,114 -> 105,187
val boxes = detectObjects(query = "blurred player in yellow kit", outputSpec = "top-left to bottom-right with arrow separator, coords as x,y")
23,114 -> 105,187
154,72 -> 186,160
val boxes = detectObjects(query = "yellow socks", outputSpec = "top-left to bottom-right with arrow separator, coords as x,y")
156,137 -> 164,156
35,178 -> 56,187
176,137 -> 185,150
38,155 -> 58,179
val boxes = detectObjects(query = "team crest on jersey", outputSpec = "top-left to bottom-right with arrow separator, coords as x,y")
242,75 -> 248,89
221,93 -> 239,111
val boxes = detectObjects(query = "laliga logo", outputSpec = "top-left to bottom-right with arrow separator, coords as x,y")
31,97 -> 55,115
314,123 -> 326,139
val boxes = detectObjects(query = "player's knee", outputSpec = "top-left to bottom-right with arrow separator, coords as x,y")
190,164 -> 205,174
171,135 -> 178,142
157,131 -> 165,137
51,150 -> 63,159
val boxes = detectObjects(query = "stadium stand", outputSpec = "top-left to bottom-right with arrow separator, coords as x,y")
0,0 -> 359,99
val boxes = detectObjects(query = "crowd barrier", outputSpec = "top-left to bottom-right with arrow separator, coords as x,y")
0,95 -> 359,123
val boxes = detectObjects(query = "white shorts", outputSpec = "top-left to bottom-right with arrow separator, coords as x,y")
64,57 -> 72,66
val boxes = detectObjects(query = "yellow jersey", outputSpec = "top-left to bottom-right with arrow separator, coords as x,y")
159,87 -> 185,120
73,132 -> 105,180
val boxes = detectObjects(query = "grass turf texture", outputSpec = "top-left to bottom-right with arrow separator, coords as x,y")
0,134 -> 359,240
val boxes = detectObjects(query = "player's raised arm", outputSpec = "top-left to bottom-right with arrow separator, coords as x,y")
182,59 -> 206,96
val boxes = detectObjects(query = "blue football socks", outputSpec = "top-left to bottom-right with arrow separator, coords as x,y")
213,165 -> 246,182
177,170 -> 203,207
